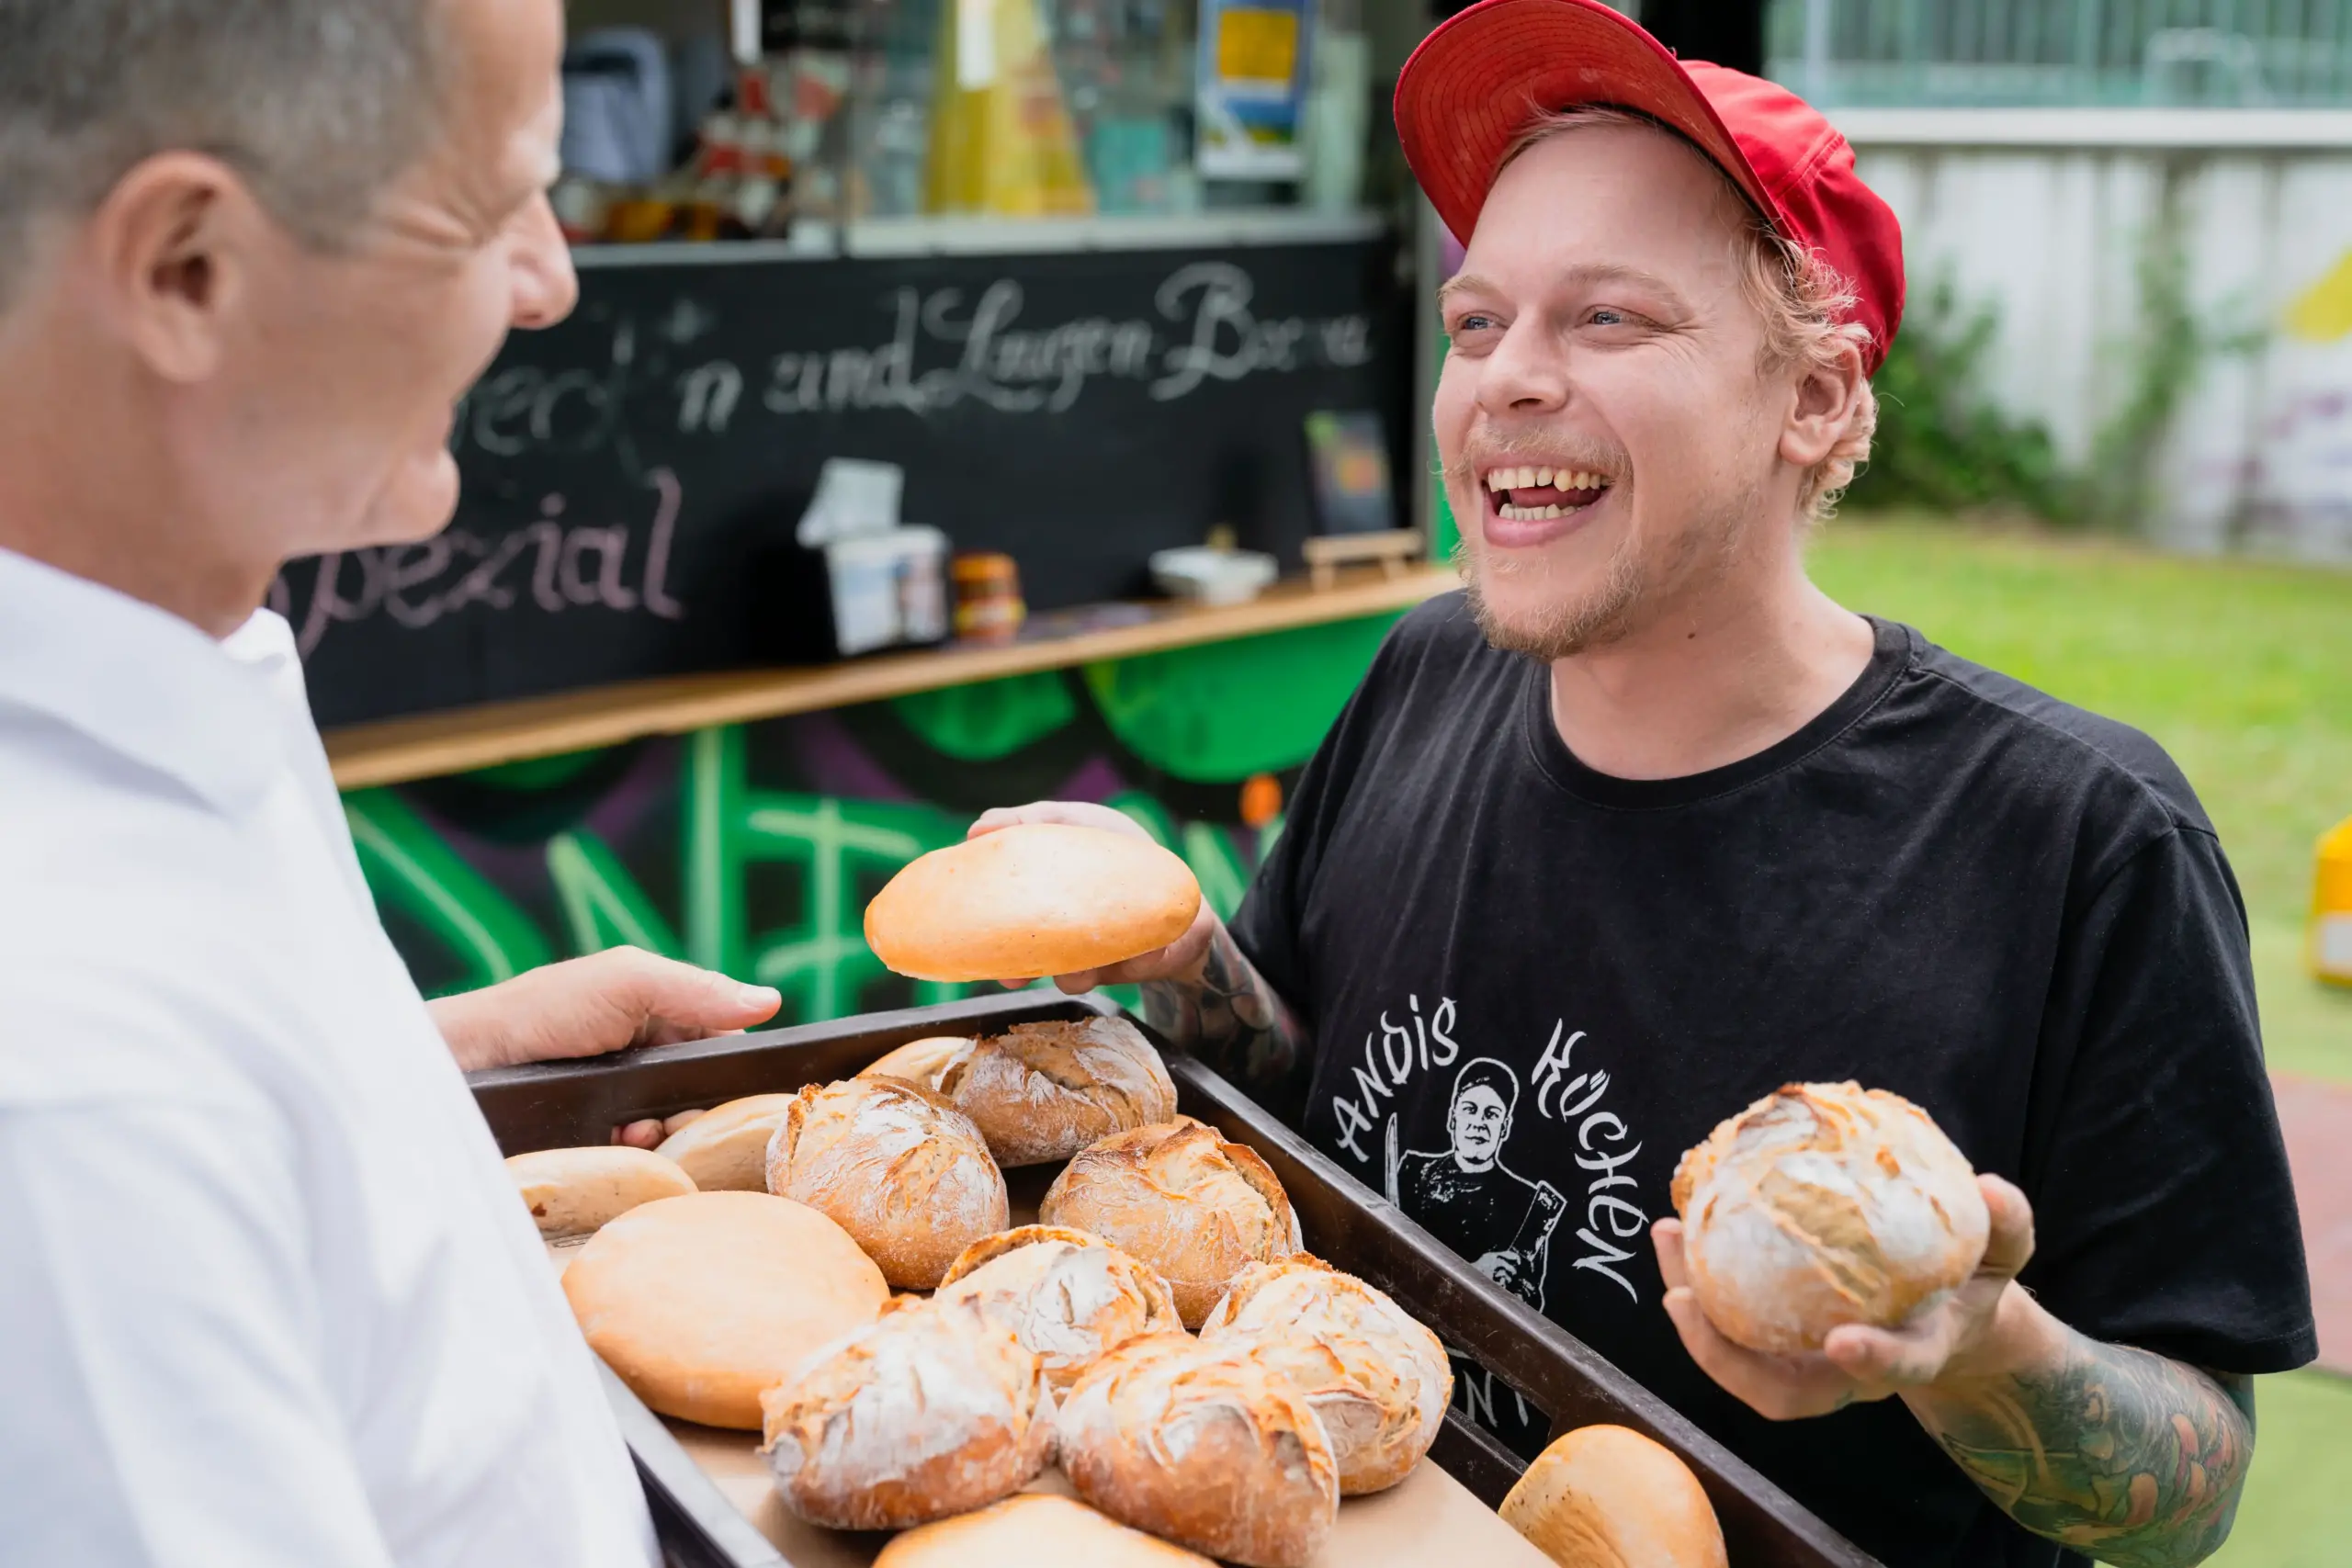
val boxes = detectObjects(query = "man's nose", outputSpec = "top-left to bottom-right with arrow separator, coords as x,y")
1475,317 -> 1570,419
510,194 -> 580,331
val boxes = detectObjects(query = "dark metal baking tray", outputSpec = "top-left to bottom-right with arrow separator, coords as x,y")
472,989 -> 1882,1568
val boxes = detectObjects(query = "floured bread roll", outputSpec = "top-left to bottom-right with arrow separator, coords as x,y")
505,1145 -> 695,1238
874,1493 -> 1216,1566
560,1191 -> 888,1428
653,1092 -> 797,1190
1200,1254 -> 1451,1495
1041,1120 -> 1299,1328
935,1224 -> 1182,1394
865,823 -> 1202,982
1056,1333 -> 1338,1568
865,1017 -> 1177,1166
1671,1080 -> 1990,1353
857,1034 -> 978,1091
764,1077 -> 1009,1290
1499,1425 -> 1726,1568
760,1296 -> 1052,1530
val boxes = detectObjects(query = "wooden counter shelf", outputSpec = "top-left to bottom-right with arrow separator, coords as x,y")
324,564 -> 1457,791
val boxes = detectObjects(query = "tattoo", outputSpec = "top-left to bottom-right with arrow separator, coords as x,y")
1140,925 -> 1308,1103
1916,1330 -> 2255,1568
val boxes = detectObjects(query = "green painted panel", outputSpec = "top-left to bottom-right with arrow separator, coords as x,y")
1082,614 -> 1402,783
345,789 -> 553,991
890,672 -> 1078,761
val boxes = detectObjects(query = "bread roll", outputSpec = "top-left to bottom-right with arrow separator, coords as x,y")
560,1191 -> 888,1428
874,1493 -> 1216,1566
1200,1254 -> 1451,1495
864,823 -> 1202,982
504,1145 -> 695,1238
935,1224 -> 1183,1394
1056,1333 -> 1338,1568
1041,1120 -> 1299,1327
1670,1080 -> 1990,1353
857,1034 -> 978,1091
865,1017 -> 1178,1167
760,1296 -> 1052,1530
652,1092 -> 797,1191
1498,1425 -> 1726,1568
764,1077 -> 1009,1290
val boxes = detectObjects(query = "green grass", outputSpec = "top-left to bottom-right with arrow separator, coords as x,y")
2211,1371 -> 2352,1568
1809,516 -> 2352,1085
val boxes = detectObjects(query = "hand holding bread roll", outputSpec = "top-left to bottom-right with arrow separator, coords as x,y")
505,1145 -> 695,1238
1498,1425 -> 1726,1568
1041,1119 -> 1300,1328
1055,1333 -> 1340,1568
863,1016 -> 1178,1166
763,1077 -> 1008,1289
1200,1254 -> 1452,1495
1670,1081 -> 1990,1353
560,1191 -> 888,1428
761,1296 -> 1053,1530
935,1224 -> 1183,1394
865,820 -> 1202,982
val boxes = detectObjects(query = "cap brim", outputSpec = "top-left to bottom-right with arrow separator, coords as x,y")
1396,0 -> 1780,245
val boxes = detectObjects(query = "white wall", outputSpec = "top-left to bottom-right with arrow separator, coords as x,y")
1838,109 -> 2352,558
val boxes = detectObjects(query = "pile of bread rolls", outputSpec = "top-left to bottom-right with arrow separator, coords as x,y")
506,1012 -> 1452,1567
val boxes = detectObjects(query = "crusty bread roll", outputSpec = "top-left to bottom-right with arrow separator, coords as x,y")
1056,1333 -> 1339,1568
1041,1120 -> 1299,1328
857,1034 -> 978,1091
1498,1425 -> 1726,1568
935,1224 -> 1183,1394
1200,1254 -> 1451,1495
873,1493 -> 1216,1566
864,823 -> 1202,982
652,1092 -> 797,1190
504,1145 -> 696,1238
864,1017 -> 1178,1167
1670,1080 -> 1990,1353
764,1077 -> 1009,1290
760,1296 -> 1052,1530
560,1191 -> 888,1428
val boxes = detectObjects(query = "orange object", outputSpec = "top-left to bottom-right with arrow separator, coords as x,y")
2314,814 -> 2352,987
1239,773 -> 1283,829
952,553 -> 1025,643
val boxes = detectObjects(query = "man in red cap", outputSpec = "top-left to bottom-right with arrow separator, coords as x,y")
978,3 -> 2313,1564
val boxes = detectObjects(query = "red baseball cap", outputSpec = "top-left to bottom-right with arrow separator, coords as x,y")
1395,0 -> 1905,369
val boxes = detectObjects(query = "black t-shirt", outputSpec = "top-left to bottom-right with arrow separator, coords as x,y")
1228,595 -> 2316,1568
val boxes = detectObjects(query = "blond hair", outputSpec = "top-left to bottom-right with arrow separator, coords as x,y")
1498,107 -> 1878,525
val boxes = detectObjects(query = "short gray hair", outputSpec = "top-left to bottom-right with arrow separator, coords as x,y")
0,0 -> 444,307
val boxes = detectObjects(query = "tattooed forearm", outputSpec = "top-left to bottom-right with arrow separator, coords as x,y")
1910,1328 -> 2255,1568
1140,923 -> 1307,1099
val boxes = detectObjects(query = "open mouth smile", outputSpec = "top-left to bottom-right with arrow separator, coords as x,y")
1478,464 -> 1614,546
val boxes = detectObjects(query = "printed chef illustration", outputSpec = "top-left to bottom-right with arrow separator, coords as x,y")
1386,1056 -> 1568,1311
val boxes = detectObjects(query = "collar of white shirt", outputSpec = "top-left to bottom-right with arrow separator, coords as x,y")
0,546 -> 298,815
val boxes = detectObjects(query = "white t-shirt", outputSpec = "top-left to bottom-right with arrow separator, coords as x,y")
0,547 -> 658,1568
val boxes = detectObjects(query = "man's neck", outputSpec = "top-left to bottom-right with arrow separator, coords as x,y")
0,322 -> 268,639
1548,542 -> 1875,782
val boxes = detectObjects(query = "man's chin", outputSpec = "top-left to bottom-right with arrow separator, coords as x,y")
1457,541 -> 1644,662
356,448 -> 465,547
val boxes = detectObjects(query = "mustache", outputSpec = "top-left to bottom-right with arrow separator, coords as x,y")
1440,428 -> 1629,485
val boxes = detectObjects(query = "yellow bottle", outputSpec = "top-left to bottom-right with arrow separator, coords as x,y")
925,0 -> 1095,217
2313,813 -> 2352,987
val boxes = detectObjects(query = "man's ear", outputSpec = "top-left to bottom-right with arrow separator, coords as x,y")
1778,335 -> 1870,470
82,152 -> 265,385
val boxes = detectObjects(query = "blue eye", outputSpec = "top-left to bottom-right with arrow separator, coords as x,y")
1589,308 -> 1625,327
1454,312 -> 1498,333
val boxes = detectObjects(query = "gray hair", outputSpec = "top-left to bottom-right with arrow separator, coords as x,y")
0,0 -> 444,307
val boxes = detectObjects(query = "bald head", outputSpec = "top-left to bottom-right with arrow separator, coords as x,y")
0,0 -> 443,309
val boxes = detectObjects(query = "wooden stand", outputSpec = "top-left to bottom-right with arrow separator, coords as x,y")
1303,529 -> 1425,592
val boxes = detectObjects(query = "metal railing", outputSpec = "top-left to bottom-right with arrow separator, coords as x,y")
1762,0 -> 2352,107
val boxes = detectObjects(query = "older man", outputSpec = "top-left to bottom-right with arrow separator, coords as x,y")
978,3 -> 2316,1564
0,3 -> 781,1562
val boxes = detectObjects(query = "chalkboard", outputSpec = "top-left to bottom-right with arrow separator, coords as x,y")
277,233 -> 1410,728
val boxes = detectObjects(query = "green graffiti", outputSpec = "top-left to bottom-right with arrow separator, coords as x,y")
547,829 -> 683,958
890,671 -> 1077,760
1082,615 -> 1404,783
345,789 -> 552,988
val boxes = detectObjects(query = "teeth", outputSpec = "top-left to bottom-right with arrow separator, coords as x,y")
1535,466 -> 1555,487
1497,503 -> 1567,520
